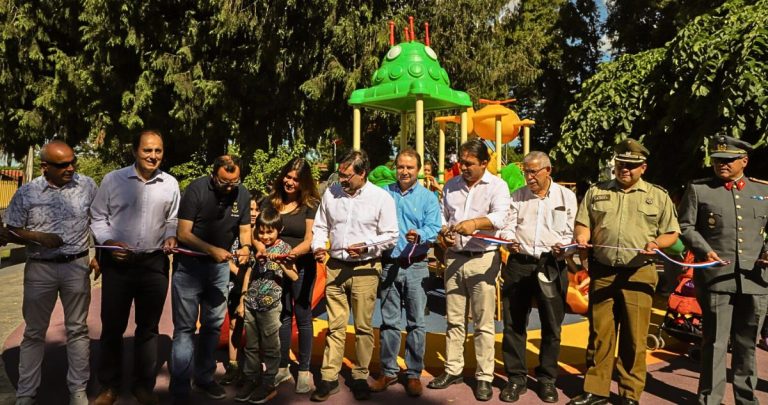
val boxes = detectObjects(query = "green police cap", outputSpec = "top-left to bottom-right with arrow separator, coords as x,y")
614,138 -> 649,163
710,135 -> 752,158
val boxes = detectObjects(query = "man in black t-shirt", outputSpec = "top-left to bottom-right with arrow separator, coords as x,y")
169,155 -> 252,402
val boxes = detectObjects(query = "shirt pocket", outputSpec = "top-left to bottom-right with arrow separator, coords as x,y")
637,203 -> 659,227
699,204 -> 723,232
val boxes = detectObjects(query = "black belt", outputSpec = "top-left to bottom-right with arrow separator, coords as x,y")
510,253 -> 541,264
327,257 -> 378,267
451,250 -> 492,258
31,251 -> 89,263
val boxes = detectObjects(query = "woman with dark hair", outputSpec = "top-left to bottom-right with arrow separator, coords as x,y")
262,157 -> 320,394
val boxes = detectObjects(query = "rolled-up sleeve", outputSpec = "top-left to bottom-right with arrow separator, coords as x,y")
487,180 -> 511,230
310,190 -> 330,252
89,174 -> 114,244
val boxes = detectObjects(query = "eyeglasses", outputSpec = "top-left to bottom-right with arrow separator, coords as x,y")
337,171 -> 358,181
213,176 -> 241,188
523,167 -> 548,177
44,158 -> 78,169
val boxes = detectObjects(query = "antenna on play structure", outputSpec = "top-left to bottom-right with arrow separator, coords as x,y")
389,21 -> 395,46
424,22 -> 430,46
409,16 -> 415,42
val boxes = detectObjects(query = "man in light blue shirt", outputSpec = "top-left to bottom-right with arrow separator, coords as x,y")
370,148 -> 441,397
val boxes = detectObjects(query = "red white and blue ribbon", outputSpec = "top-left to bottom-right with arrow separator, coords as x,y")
469,234 -> 726,268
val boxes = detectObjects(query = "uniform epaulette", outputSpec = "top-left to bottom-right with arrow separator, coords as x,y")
749,177 -> 768,185
649,183 -> 668,194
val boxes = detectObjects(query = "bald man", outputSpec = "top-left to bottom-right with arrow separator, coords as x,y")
3,141 -> 97,405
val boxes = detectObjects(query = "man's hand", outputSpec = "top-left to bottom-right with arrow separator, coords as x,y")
314,248 -> 328,262
236,246 -> 250,265
104,239 -> 131,261
89,257 -> 101,280
706,251 -> 725,265
37,232 -> 64,249
346,243 -> 367,258
162,236 -> 178,254
209,246 -> 233,263
438,227 -> 456,248
758,251 -> 768,267
236,300 -> 245,318
640,240 -> 660,256
507,241 -> 521,254
452,220 -> 477,236
405,229 -> 420,244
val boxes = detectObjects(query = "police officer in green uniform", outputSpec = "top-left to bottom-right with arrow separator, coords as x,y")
678,135 -> 768,405
568,138 -> 680,405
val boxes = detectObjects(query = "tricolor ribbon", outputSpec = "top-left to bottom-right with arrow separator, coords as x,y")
469,234 -> 727,268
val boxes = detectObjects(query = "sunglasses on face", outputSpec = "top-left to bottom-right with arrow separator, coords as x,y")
44,158 -> 78,169
615,161 -> 643,170
713,157 -> 743,164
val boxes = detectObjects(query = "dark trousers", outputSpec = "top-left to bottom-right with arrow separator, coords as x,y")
279,256 -> 315,371
98,252 -> 169,391
501,254 -> 568,383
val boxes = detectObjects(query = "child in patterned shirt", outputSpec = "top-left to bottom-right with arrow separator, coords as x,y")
235,207 -> 298,403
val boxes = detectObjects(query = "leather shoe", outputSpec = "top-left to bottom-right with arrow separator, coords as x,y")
500,381 -> 527,402
620,399 -> 639,405
567,392 -> 609,405
132,386 -> 159,405
474,380 -> 493,401
405,378 -> 423,397
369,375 -> 397,392
94,388 -> 118,405
537,382 -> 558,403
427,373 -> 463,389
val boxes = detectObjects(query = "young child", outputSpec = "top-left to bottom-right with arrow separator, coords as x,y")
220,190 -> 263,386
235,207 -> 298,403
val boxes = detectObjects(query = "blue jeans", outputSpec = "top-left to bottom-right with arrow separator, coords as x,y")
378,260 -> 428,378
169,255 -> 229,396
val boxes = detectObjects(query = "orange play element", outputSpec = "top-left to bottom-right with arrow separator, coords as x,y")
472,99 -> 521,143
434,107 -> 475,135
566,269 -> 590,315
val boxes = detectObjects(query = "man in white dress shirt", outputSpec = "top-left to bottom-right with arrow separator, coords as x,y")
427,139 -> 511,401
310,150 -> 398,402
498,151 -> 576,403
91,130 -> 180,405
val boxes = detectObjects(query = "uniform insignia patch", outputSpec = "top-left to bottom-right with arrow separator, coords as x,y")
645,198 -> 653,204
592,194 -> 610,203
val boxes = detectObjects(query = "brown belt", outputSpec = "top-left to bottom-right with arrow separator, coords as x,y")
327,257 -> 378,267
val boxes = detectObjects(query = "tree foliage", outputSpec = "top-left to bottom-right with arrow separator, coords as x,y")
553,0 -> 768,186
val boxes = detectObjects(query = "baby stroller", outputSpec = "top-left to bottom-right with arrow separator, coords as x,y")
647,251 -> 703,359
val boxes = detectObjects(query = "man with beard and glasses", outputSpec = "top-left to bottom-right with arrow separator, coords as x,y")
4,141 -> 97,405
169,155 -> 252,403
91,130 -> 180,405
678,135 -> 768,405
370,148 -> 441,397
310,150 -> 398,402
568,138 -> 679,405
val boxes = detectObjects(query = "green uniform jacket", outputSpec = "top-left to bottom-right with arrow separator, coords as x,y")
678,177 -> 768,294
575,178 -> 680,268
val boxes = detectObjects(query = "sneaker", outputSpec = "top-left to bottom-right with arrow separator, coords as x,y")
310,379 -> 340,402
69,390 -> 88,405
15,397 -> 36,405
194,380 -> 227,400
296,370 -> 314,394
275,367 -> 293,385
220,361 -> 242,385
248,384 -> 277,404
235,379 -> 260,402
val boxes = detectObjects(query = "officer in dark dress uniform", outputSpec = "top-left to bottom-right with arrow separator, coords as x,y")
678,135 -> 768,405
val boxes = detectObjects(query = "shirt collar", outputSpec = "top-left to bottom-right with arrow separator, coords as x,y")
390,181 -> 419,195
609,178 -> 649,193
129,164 -> 163,183
42,173 -> 80,191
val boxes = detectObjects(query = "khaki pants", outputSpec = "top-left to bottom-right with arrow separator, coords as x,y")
444,250 -> 500,382
320,259 -> 381,381
583,261 -> 657,400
